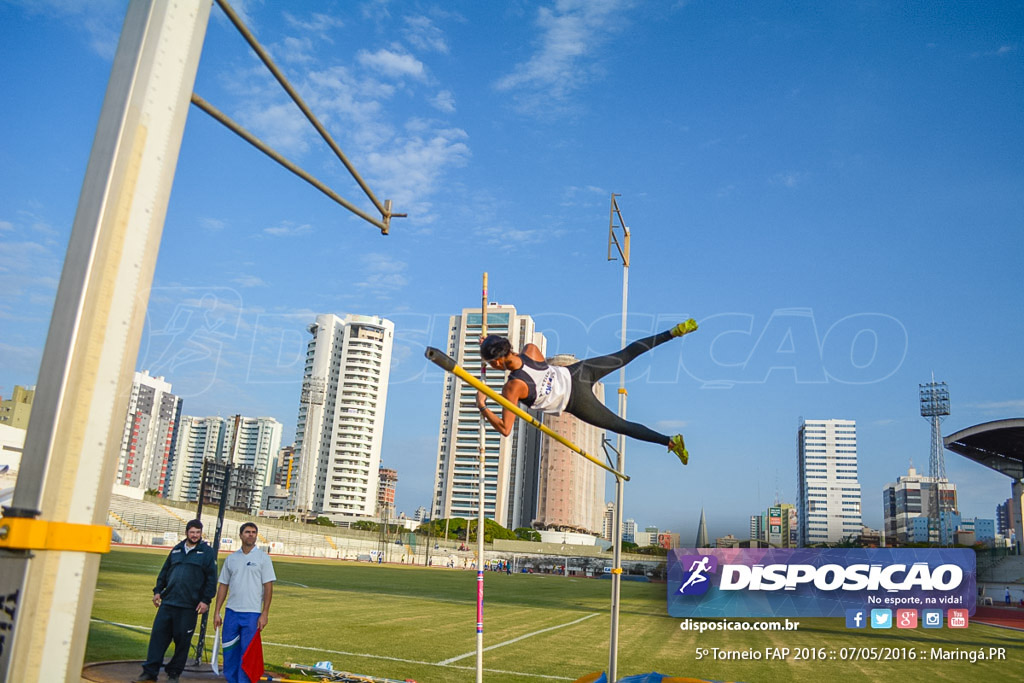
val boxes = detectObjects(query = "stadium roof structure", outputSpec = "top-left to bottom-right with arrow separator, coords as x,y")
944,418 -> 1024,480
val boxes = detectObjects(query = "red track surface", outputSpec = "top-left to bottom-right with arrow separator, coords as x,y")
973,606 -> 1024,630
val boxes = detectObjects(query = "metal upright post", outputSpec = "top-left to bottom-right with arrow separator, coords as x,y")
0,3 -> 212,680
476,273 -> 488,683
194,414 -> 239,664
607,194 -> 630,682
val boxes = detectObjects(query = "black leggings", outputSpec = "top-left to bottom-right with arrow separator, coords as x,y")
563,329 -> 675,446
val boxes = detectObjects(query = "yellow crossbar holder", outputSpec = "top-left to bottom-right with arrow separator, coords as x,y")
424,347 -> 630,481
0,517 -> 112,554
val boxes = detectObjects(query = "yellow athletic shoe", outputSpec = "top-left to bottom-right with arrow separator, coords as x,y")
668,434 -> 688,465
671,319 -> 698,337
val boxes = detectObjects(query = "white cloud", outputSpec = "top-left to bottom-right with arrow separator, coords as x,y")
431,90 -> 456,113
494,0 -> 631,109
354,253 -> 409,296
307,66 -> 395,149
475,224 -> 567,250
277,36 -> 316,64
364,123 -> 470,217
231,274 -> 268,288
12,0 -> 123,59
263,222 -> 313,237
357,48 -> 427,81
770,171 -> 806,188
0,221 -> 13,232
283,11 -> 345,36
403,15 -> 449,54
239,101 -> 312,156
199,217 -> 227,232
970,399 -> 1024,413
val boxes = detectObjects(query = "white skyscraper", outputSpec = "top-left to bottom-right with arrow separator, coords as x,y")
166,415 -> 281,511
116,371 -> 182,495
291,313 -> 394,519
883,464 -> 959,544
431,303 -> 545,530
797,418 -> 863,545
233,417 -> 283,510
167,416 -> 227,503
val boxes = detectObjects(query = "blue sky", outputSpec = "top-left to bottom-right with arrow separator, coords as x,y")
1,1 -> 1022,541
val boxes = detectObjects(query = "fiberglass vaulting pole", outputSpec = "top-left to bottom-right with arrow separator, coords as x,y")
477,273 -> 488,682
0,2 -> 213,680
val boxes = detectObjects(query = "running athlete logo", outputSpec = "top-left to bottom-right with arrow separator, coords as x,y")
677,555 -> 717,596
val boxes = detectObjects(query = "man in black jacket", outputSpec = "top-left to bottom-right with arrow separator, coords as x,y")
134,519 -> 217,683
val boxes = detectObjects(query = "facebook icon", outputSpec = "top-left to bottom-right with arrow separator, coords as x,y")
845,609 -> 866,629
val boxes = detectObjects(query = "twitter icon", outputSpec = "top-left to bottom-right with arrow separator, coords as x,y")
870,609 -> 892,629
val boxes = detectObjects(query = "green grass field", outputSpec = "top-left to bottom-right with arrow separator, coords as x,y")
88,548 -> 1024,682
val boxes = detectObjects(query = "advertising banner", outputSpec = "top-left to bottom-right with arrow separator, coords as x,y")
667,548 -> 976,618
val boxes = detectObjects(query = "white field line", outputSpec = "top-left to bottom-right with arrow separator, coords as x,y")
89,618 -> 577,680
437,612 -> 600,665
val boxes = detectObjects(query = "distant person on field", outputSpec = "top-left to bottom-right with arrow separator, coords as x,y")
1007,586 -> 1012,606
134,519 -> 216,683
213,522 -> 276,683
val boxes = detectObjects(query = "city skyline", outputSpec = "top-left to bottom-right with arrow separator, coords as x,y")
2,2 -> 1021,540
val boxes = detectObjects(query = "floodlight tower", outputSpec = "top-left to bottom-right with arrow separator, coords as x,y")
920,377 -> 950,541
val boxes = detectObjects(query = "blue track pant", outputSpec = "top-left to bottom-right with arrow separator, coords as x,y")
221,609 -> 260,683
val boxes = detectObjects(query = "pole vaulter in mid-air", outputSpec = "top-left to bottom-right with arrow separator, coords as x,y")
475,319 -> 699,465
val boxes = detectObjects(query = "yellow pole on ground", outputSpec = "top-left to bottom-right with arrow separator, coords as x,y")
424,347 -> 630,482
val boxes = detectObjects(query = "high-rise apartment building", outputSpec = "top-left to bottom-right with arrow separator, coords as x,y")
431,303 -> 544,530
377,467 -> 398,518
797,419 -> 862,545
291,314 -> 394,519
750,514 -> 764,542
115,372 -> 182,495
534,355 -> 606,535
601,502 -> 616,541
622,518 -> 638,544
882,464 -> 959,544
232,417 -> 283,510
997,499 -> 1016,540
751,503 -> 798,547
274,445 -> 296,488
168,416 -> 228,502
0,385 -> 35,429
166,415 -> 281,511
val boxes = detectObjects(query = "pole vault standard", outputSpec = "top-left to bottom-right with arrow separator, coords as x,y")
0,1 -> 400,680
606,194 -> 630,681
424,349 -> 631,482
476,273 -> 488,683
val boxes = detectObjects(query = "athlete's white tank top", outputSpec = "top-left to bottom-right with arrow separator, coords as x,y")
509,356 -> 572,414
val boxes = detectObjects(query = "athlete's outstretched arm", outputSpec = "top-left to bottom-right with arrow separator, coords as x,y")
476,380 -> 527,437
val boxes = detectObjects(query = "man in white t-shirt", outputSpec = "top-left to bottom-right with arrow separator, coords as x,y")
213,522 -> 276,683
